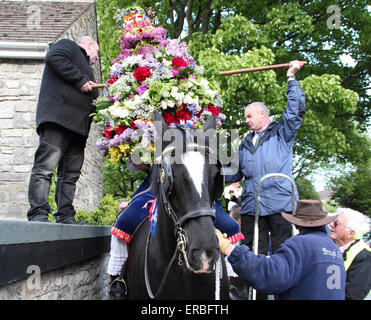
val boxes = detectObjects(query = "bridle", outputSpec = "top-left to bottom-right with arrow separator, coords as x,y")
144,143 -> 221,299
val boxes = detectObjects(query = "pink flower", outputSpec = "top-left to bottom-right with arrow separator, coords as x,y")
171,69 -> 179,76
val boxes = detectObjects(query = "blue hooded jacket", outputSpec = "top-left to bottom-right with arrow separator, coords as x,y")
228,227 -> 346,300
225,80 -> 305,216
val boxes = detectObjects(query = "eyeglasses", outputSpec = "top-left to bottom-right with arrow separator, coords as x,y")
332,220 -> 352,230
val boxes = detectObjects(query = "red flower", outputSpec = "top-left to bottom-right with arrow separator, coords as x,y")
102,125 -> 113,139
162,111 -> 177,125
133,66 -> 151,84
116,125 -> 126,135
176,109 -> 191,123
196,107 -> 204,118
171,57 -> 188,69
207,104 -> 220,116
129,121 -> 136,129
107,76 -> 117,84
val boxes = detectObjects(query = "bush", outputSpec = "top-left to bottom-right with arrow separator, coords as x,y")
76,194 -> 122,226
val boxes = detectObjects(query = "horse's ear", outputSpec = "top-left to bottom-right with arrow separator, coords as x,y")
203,116 -> 216,132
154,111 -> 169,139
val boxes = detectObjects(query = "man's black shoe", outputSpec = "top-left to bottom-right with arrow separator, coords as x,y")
109,276 -> 128,300
28,214 -> 51,223
55,216 -> 87,225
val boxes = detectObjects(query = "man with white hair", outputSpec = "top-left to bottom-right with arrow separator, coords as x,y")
329,208 -> 371,300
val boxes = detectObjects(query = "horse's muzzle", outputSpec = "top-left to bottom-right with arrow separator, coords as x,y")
190,248 -> 219,274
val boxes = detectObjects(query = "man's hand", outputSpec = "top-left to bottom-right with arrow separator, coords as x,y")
215,229 -> 233,256
80,80 -> 96,93
287,60 -> 306,77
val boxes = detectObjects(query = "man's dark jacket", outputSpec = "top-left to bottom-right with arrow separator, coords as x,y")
344,240 -> 371,300
36,38 -> 99,137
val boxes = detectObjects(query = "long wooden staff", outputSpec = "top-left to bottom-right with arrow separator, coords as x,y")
219,61 -> 307,76
91,84 -> 106,88
91,61 -> 307,86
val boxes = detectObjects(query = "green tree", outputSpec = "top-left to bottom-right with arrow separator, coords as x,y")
295,176 -> 320,200
328,159 -> 371,216
102,158 -> 147,198
76,194 -> 120,225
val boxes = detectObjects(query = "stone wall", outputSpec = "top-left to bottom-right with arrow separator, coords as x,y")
0,254 -> 110,300
0,219 -> 112,300
0,59 -> 44,219
0,2 -> 104,220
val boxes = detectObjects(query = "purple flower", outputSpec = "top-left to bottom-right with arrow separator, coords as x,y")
109,63 -> 123,77
137,45 -> 155,56
121,128 -> 134,142
187,104 -> 197,115
119,27 -> 167,50
139,54 -> 161,70
134,119 -> 146,129
96,139 -> 110,151
136,84 -> 148,96
218,113 -> 226,120
112,49 -> 132,63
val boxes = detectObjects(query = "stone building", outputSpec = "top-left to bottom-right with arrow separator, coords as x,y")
0,0 -> 104,220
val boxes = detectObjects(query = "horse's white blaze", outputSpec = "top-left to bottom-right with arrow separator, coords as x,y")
200,251 -> 211,272
181,151 -> 204,198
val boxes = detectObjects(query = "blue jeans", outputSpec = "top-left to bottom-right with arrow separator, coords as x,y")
27,124 -> 87,221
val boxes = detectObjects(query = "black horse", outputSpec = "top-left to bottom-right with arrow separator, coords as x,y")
126,112 -> 229,299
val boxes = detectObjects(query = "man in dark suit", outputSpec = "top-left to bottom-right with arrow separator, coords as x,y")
27,36 -> 99,224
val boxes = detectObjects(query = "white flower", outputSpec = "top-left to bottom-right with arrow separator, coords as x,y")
108,102 -> 130,119
122,54 -> 143,69
165,99 -> 175,108
160,100 -> 168,110
161,89 -> 170,98
199,79 -> 209,89
183,94 -> 194,105
171,86 -> 178,94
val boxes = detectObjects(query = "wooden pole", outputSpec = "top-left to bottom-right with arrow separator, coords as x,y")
91,84 -> 106,88
219,61 -> 307,76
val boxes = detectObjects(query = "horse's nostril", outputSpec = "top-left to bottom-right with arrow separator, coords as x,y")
189,248 -> 218,273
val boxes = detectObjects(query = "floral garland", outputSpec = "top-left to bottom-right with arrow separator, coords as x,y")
92,7 -> 225,164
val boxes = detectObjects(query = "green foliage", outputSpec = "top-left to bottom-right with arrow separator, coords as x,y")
295,177 -> 320,200
102,158 -> 147,199
75,194 -> 122,226
323,200 -> 337,214
328,159 -> 371,216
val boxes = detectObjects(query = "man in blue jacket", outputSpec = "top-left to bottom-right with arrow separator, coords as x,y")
216,200 -> 346,300
225,60 -> 306,256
